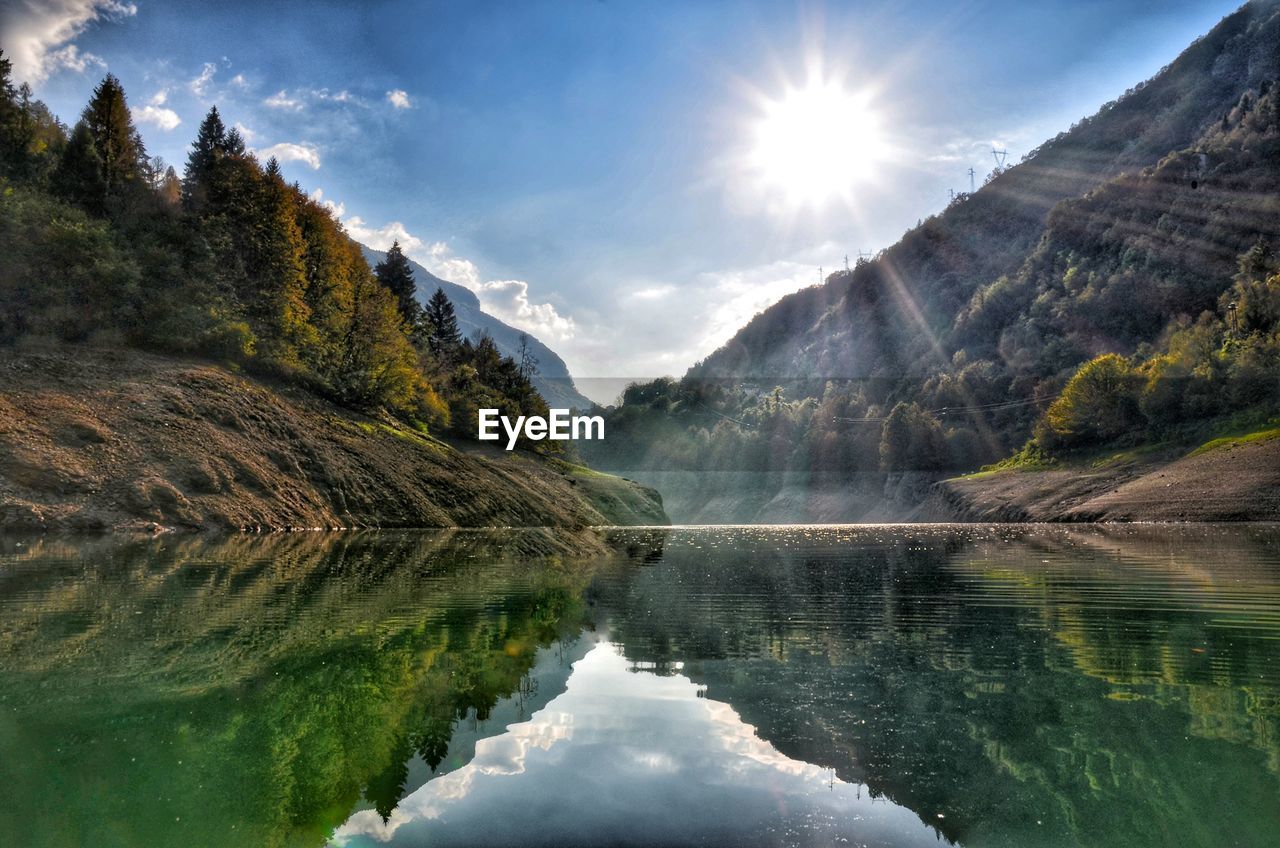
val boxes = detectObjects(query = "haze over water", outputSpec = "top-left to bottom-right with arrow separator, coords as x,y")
2,525 -> 1279,847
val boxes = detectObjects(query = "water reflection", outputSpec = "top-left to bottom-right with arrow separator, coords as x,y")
0,531 -> 601,847
592,525 -> 1280,847
1,525 -> 1278,847
334,641 -> 943,847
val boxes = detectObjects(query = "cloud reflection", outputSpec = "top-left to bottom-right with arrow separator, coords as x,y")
332,642 -> 945,847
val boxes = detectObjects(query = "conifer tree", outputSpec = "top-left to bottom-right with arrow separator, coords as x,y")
53,121 -> 107,214
424,286 -> 461,355
80,74 -> 145,195
224,126 -> 246,156
183,107 -> 228,210
374,241 -> 420,327
158,165 -> 181,206
0,49 -> 30,179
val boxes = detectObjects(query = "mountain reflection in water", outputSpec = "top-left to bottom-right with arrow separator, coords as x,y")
1,525 -> 1278,847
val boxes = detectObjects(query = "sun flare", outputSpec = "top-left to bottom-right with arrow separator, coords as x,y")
747,77 -> 886,208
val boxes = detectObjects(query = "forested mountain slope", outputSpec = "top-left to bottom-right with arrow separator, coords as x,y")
695,0 -> 1280,385
585,0 -> 1280,518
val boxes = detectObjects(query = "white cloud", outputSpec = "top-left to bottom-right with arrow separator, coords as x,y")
263,89 -> 303,110
339,212 -> 573,340
315,88 -> 356,103
343,216 -> 427,256
342,222 -> 477,288
475,279 -> 576,341
627,285 -> 677,302
0,0 -> 135,83
308,188 -> 345,219
232,121 -> 257,142
386,89 -> 412,109
260,87 -> 362,111
253,142 -> 321,170
42,44 -> 106,76
691,261 -> 816,355
229,73 -> 248,89
136,105 -> 181,131
189,61 -> 217,97
423,241 -> 481,288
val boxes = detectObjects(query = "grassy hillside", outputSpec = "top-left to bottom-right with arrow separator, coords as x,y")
0,347 -> 666,533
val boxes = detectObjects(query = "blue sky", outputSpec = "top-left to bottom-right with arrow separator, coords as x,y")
3,0 -> 1243,399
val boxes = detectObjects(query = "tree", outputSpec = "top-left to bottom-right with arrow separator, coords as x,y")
0,49 -> 32,180
879,402 -> 947,471
53,121 -> 107,214
158,165 -> 181,207
183,107 -> 229,211
80,74 -> 146,197
424,286 -> 461,355
516,332 -> 539,381
245,165 -> 312,366
1040,353 -> 1141,448
373,241 -> 420,327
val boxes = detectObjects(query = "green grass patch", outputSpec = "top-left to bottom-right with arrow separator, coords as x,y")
1189,426 -> 1280,457
957,442 -> 1057,480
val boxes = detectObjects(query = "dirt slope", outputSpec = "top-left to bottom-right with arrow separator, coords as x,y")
927,434 -> 1280,522
0,347 -> 667,533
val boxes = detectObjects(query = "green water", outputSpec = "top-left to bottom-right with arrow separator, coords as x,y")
1,526 -> 1278,847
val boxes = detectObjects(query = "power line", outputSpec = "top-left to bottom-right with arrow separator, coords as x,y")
832,395 -> 1044,424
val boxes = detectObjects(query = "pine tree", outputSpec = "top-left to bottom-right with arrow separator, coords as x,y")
224,126 -> 246,156
424,286 -> 461,355
80,74 -> 145,195
0,49 -> 30,180
53,121 -> 107,214
183,107 -> 227,210
373,241 -> 420,327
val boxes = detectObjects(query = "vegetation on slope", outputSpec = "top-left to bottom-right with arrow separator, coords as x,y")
0,348 -> 666,532
0,52 -> 554,451
584,1 -> 1280,490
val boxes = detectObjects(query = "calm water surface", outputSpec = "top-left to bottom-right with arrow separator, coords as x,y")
1,525 -> 1279,847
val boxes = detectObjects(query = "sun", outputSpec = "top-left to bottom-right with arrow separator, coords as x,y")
747,76 -> 886,209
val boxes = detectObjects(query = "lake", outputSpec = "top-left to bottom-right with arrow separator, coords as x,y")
2,525 -> 1278,847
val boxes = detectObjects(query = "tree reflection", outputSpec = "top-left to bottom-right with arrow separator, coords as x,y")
0,530 -> 605,847
596,525 -> 1280,847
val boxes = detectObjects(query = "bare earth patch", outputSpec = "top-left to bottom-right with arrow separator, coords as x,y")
930,436 -> 1280,522
0,347 -> 667,534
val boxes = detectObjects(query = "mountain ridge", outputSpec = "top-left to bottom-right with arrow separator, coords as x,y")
583,0 -> 1280,523
692,0 -> 1280,383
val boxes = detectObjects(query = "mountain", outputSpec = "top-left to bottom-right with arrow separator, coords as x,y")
583,0 -> 1280,522
694,0 -> 1280,385
360,245 -> 593,410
